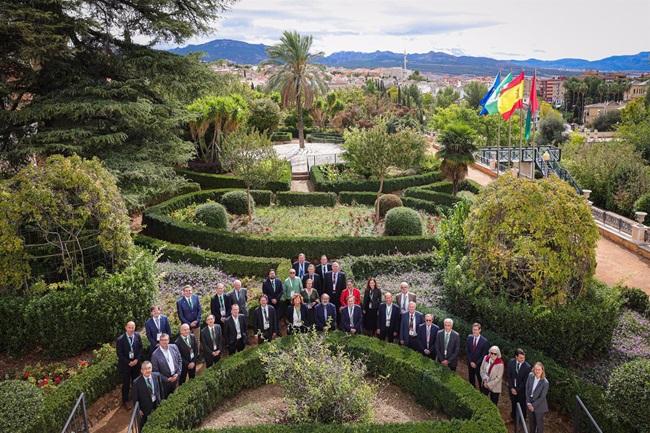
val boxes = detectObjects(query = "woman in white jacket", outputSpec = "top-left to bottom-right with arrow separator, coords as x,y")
480,345 -> 504,405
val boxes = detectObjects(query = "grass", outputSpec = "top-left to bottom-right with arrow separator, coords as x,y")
170,202 -> 438,238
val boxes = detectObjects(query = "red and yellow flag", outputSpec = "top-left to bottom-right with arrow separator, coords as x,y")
497,72 -> 525,120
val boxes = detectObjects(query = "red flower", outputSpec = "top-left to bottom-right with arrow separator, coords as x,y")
54,376 -> 62,385
23,371 -> 30,379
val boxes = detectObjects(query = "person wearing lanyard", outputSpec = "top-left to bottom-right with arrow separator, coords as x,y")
225,304 -> 247,354
132,361 -> 166,428
175,323 -> 198,386
435,318 -> 460,371
253,294 -> 278,343
341,295 -> 362,334
292,253 -> 309,279
150,333 -> 182,395
526,362 -> 549,433
288,293 -> 308,334
399,301 -> 423,350
417,314 -> 439,359
200,314 -> 223,368
116,321 -> 143,409
145,306 -> 171,349
210,283 -> 232,326
314,293 -> 337,331
283,269 -> 303,322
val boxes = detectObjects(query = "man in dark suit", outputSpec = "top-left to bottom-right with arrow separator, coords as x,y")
229,279 -> 248,317
200,315 -> 223,368
418,314 -> 439,359
210,283 -> 231,326
376,292 -> 401,343
302,264 -> 322,292
395,282 -> 417,317
316,255 -> 331,281
466,322 -> 490,389
253,295 -> 278,343
435,318 -> 461,371
116,321 -> 144,409
175,323 -> 198,385
323,261 -> 346,310
314,293 -> 337,331
507,348 -> 532,422
225,304 -> 247,354
292,253 -> 310,279
132,361 -> 166,428
399,302 -> 423,350
177,285 -> 202,350
145,306 -> 172,349
340,295 -> 363,334
262,270 -> 283,310
150,333 -> 182,395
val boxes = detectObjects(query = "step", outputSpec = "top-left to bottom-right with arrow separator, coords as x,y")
292,172 -> 310,180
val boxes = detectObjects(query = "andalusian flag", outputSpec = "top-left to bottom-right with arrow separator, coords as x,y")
524,73 -> 539,141
484,72 -> 513,115
479,72 -> 500,115
498,71 -> 525,120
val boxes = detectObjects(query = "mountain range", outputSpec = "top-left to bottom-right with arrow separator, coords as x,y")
168,39 -> 650,76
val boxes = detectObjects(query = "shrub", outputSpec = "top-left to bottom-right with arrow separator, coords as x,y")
385,207 -> 423,236
420,179 -> 481,194
401,197 -> 443,215
221,190 -> 254,215
338,191 -> 377,206
634,192 -> 650,215
195,202 -> 228,229
176,167 -> 291,192
403,188 -> 461,207
465,174 -> 599,306
270,131 -> 292,142
340,253 -> 437,281
310,164 -> 441,193
620,286 -> 650,316
262,331 -> 376,423
606,359 -> 650,429
276,191 -> 337,207
377,194 -> 403,218
248,98 -> 281,133
0,380 -> 44,433
306,132 -> 344,143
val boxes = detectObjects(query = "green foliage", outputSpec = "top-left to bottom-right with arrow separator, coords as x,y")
563,137 -> 650,217
306,132 -> 345,143
1,155 -> 132,292
606,359 -> 650,429
135,235 -> 291,280
338,191 -> 379,206
176,167 -> 291,192
434,87 -> 460,109
463,81 -> 489,110
403,188 -> 461,207
377,194 -> 403,218
438,122 -> 477,195
270,131 -> 293,142
619,286 -> 650,316
247,98 -> 281,132
276,191 -> 337,207
195,202 -> 228,229
385,207 -> 423,236
340,253 -> 437,281
262,331 -> 376,423
591,109 -> 621,131
465,174 -> 599,306
435,201 -> 471,266
310,164 -> 441,193
618,97 -> 650,163
535,115 -> 567,146
221,190 -> 254,215
144,334 -> 506,433
0,380 -> 43,433
419,180 -> 481,195
635,192 -> 650,214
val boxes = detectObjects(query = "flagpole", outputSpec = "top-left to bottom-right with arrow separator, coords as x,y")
518,105 -> 524,177
496,119 -> 501,177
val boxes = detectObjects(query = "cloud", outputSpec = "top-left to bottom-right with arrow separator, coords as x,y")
385,19 -> 500,36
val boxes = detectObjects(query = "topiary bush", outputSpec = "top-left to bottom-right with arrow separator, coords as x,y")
464,174 -> 599,306
634,192 -> 650,215
606,359 -> 650,430
384,207 -> 423,236
195,202 -> 228,229
619,286 -> 650,316
376,194 -> 403,218
0,380 -> 44,433
221,190 -> 254,215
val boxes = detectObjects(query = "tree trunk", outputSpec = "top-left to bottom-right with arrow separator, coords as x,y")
375,176 -> 384,222
297,93 -> 305,149
247,186 -> 253,221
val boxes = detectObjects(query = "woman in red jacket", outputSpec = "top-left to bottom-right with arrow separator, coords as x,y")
339,279 -> 361,308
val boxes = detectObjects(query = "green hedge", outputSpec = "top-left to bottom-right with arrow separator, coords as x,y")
276,191 -> 338,207
0,248 -> 157,358
135,235 -> 291,280
338,191 -> 377,206
311,165 -> 441,193
341,253 -> 438,281
270,131 -> 292,142
401,197 -> 443,215
403,188 -> 461,207
306,132 -> 344,144
419,180 -> 482,194
143,334 -> 505,433
176,167 -> 290,192
142,192 -> 438,259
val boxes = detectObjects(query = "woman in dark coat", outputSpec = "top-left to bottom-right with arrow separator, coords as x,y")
362,277 -> 382,336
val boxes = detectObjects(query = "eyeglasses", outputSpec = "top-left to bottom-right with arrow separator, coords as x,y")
425,319 -> 432,322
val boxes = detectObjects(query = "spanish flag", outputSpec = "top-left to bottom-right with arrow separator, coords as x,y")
497,72 -> 525,121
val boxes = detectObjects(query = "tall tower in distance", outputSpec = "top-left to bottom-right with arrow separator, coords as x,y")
402,49 -> 408,81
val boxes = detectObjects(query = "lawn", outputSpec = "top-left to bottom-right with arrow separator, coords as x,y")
171,202 -> 438,237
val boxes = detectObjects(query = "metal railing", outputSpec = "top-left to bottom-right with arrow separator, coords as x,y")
591,206 -> 635,236
304,153 -> 345,172
574,395 -> 603,433
61,393 -> 89,433
127,402 -> 142,433
474,146 -> 562,164
514,401 -> 529,433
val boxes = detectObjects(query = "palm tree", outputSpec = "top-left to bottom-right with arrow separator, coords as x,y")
266,31 -> 326,149
438,122 -> 477,196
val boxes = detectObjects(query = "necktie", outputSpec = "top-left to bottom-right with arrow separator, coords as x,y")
220,295 -> 224,309
516,362 -> 520,374
349,307 -> 353,321
473,337 -> 478,351
188,297 -> 193,309
402,295 -> 407,311
333,273 -> 337,288
444,332 -> 450,349
155,317 -> 160,331
324,305 -> 328,321
426,326 -> 430,348
128,335 -> 133,347
271,279 -> 275,290
210,326 -> 215,343
236,290 -> 239,301
146,377 -> 153,397
185,336 -> 190,346
263,307 -> 268,322
409,314 -> 414,332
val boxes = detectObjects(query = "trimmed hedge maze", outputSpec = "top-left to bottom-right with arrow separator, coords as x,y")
142,334 -> 506,433
310,165 -> 442,193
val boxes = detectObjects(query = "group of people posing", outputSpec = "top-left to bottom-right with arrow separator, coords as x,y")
117,254 -> 550,432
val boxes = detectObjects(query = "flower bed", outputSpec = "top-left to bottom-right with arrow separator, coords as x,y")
175,166 -> 291,192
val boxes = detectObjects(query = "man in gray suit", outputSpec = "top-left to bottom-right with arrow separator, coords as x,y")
525,362 -> 549,433
435,318 -> 460,371
150,333 -> 182,394
395,282 -> 416,316
229,279 -> 248,316
200,314 -> 223,368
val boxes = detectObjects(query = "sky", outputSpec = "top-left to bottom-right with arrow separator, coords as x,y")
166,0 -> 650,61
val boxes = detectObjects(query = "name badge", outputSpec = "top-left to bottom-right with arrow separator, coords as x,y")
213,344 -> 217,351
294,320 -> 302,327
151,394 -> 157,402
409,331 -> 416,337
190,350 -> 194,359
156,333 -> 161,342
444,350 -> 448,357
263,322 -> 270,330
237,331 -> 241,339
129,351 -> 134,359
385,320 -> 391,327
220,309 -> 226,316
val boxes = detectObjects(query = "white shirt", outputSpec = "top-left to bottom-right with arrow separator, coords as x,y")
401,294 -> 408,312
409,313 -> 417,335
160,347 -> 176,375
293,307 -> 302,326
233,315 -> 242,339
262,306 -> 270,329
531,377 -> 541,397
385,304 -> 393,324
144,375 -> 156,402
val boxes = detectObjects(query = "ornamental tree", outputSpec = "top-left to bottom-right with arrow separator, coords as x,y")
437,122 -> 477,196
464,174 -> 599,306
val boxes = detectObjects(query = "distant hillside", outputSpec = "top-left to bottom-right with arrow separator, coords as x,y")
168,39 -> 650,76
